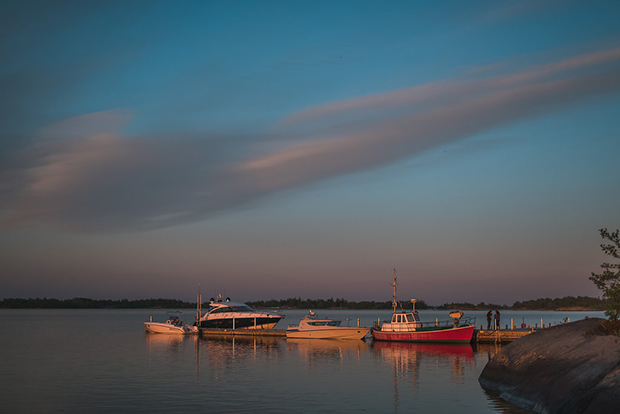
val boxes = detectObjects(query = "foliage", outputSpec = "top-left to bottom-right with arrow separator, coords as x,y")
0,297 -> 195,309
0,295 -> 606,310
512,296 -> 606,310
589,228 -> 620,321
247,297 -> 430,310
436,302 -> 507,310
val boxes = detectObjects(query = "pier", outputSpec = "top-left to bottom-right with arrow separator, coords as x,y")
199,328 -> 287,338
197,327 -> 536,343
474,328 -> 534,343
199,328 -> 534,343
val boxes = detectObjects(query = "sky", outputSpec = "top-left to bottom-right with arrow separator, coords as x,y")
1,0 -> 619,306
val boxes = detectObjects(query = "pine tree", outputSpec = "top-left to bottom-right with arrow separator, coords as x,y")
589,228 -> 620,321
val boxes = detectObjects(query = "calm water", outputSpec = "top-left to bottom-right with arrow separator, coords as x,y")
0,308 -> 603,413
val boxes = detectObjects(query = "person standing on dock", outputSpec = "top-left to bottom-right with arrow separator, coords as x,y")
486,310 -> 493,330
494,309 -> 501,330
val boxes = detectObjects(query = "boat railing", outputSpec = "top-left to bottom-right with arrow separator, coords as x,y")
374,316 -> 476,330
422,316 -> 476,328
254,308 -> 285,316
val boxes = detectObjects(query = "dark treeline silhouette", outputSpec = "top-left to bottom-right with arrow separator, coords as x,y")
512,296 -> 606,310
246,297 -> 431,310
436,301 -> 508,310
0,295 -> 605,310
0,297 -> 195,309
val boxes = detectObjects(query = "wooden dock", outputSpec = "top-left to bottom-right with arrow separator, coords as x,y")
474,328 -> 534,343
199,328 -> 287,338
197,327 -> 534,343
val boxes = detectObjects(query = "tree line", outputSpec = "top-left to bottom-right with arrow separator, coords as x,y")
0,297 -> 195,309
512,296 -> 605,310
246,297 -> 431,310
0,295 -> 604,310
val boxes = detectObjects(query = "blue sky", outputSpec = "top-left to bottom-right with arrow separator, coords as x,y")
1,0 -> 619,305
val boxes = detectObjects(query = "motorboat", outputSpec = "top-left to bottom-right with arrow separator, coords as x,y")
144,313 -> 199,334
197,296 -> 283,329
286,311 -> 370,340
371,270 -> 475,343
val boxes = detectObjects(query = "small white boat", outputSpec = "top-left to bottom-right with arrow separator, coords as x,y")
286,311 -> 370,340
144,313 -> 198,335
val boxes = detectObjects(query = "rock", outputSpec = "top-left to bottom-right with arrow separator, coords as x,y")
478,318 -> 620,413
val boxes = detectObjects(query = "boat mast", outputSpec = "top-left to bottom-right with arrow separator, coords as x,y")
197,284 -> 202,323
392,268 -> 398,313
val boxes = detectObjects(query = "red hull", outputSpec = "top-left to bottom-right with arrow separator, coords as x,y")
372,324 -> 475,343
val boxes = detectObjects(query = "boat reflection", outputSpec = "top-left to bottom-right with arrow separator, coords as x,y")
286,338 -> 371,364
373,341 -> 476,411
200,336 -> 284,381
144,331 -> 198,350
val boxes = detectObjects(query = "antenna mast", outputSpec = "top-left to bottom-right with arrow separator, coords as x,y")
392,268 -> 398,313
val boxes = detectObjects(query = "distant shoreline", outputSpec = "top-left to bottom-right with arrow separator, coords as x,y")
0,296 -> 606,311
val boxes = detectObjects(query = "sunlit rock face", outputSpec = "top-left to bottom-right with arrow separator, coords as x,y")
479,318 -> 620,414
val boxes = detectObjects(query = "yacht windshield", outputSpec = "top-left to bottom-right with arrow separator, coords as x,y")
210,307 -> 232,314
231,305 -> 253,312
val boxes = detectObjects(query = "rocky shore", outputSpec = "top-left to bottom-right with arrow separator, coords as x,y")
479,318 -> 620,413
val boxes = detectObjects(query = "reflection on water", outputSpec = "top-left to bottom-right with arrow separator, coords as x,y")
286,338 -> 371,365
373,342 -> 477,412
1,310 -> 539,413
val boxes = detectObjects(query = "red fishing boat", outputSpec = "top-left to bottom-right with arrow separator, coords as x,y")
371,270 -> 476,343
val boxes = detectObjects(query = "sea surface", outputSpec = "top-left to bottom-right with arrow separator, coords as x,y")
0,308 -> 604,413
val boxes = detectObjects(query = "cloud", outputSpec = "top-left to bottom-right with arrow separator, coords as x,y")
1,47 -> 619,233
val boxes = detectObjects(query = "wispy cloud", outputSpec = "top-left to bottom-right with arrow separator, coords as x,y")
1,47 -> 619,233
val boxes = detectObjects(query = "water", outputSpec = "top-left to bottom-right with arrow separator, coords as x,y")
0,308 -> 604,413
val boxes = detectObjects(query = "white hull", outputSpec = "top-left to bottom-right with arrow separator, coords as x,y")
144,322 -> 198,335
198,299 -> 283,330
287,327 -> 370,340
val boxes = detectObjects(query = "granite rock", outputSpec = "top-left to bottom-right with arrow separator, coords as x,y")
478,318 -> 620,413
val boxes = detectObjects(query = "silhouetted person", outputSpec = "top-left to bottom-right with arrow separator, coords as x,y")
494,309 -> 501,330
486,310 -> 492,330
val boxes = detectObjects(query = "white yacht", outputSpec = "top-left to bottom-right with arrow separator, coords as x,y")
286,311 -> 370,340
197,297 -> 283,329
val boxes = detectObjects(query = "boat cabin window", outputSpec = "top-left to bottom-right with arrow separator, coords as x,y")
392,313 -> 418,323
308,321 -> 341,327
210,307 -> 232,314
230,305 -> 253,312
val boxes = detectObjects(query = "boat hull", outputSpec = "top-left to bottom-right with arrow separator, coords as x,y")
371,325 -> 474,343
199,316 -> 282,330
144,322 -> 197,335
287,327 -> 370,340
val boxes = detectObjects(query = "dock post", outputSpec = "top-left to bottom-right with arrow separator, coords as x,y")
357,318 -> 360,327
254,317 -> 257,329
511,318 -> 513,330
436,318 -> 438,327
233,316 -> 236,330
541,317 -> 543,329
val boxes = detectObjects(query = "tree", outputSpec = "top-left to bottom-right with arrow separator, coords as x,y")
589,228 -> 620,321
